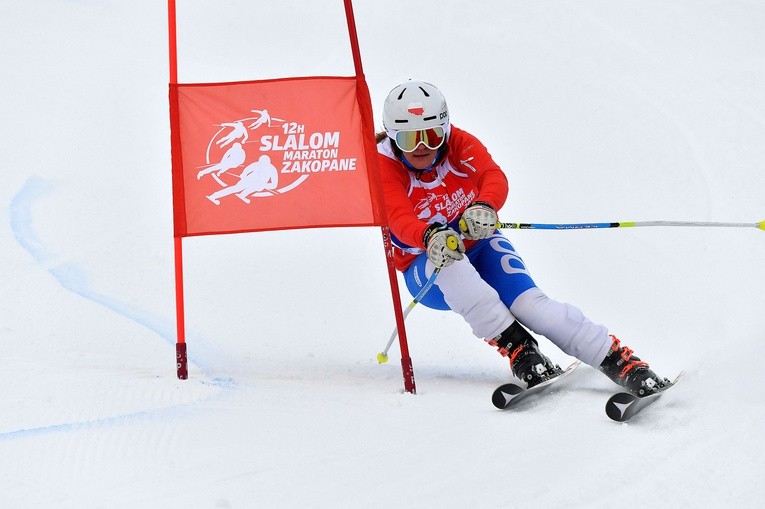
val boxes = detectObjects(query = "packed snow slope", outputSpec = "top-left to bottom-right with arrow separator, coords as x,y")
1,1 -> 764,508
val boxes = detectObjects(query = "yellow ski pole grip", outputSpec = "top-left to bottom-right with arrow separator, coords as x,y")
446,235 -> 459,250
458,219 -> 502,233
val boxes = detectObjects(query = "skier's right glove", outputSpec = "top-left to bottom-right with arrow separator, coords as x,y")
459,201 -> 498,240
423,223 -> 465,268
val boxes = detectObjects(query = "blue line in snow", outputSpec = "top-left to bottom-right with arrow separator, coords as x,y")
4,177 -> 237,440
9,176 -> 56,264
9,177 -> 181,353
0,376 -> 235,442
0,404 -> 187,442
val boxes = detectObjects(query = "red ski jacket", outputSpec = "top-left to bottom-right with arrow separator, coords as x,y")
376,126 -> 509,271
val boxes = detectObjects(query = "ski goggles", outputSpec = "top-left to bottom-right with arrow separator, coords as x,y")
387,126 -> 446,152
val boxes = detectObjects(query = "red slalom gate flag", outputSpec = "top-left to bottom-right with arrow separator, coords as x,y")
170,76 -> 386,237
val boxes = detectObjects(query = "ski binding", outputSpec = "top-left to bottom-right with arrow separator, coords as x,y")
605,371 -> 685,422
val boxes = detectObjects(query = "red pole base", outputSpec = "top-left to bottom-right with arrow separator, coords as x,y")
401,356 -> 416,394
176,342 -> 188,379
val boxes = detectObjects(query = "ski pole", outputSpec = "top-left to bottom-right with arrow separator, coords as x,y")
493,220 -> 765,231
377,235 -> 459,364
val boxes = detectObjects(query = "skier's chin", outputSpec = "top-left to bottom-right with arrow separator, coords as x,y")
404,150 -> 437,170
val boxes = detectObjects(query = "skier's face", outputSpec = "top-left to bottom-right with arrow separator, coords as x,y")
402,145 -> 439,170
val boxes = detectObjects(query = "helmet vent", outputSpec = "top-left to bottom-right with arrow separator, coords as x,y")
396,86 -> 431,100
423,115 -> 436,121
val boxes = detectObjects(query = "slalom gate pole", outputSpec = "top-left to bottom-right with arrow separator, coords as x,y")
496,220 -> 765,231
173,236 -> 188,379
377,267 -> 441,364
168,0 -> 187,379
378,227 -> 417,392
343,0 -> 417,392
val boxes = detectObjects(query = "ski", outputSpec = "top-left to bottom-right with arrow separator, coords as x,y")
605,371 -> 685,422
491,361 -> 580,410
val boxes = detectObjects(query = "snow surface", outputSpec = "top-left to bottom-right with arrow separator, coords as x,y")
2,1 -> 764,507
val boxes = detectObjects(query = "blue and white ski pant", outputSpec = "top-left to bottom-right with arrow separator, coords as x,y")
403,233 -> 612,367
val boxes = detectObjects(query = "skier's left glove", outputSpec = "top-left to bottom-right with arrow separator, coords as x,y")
459,201 -> 498,240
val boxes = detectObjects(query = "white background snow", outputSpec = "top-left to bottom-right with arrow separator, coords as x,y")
2,1 -> 764,507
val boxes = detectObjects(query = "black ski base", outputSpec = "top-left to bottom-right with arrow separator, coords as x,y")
492,361 -> 580,410
605,371 -> 685,422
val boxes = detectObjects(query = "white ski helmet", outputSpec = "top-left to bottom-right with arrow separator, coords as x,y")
382,80 -> 450,133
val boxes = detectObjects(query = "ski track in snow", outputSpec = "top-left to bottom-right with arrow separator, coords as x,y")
4,176 -> 233,441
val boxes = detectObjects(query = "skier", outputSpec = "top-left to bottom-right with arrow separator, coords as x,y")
216,121 -> 248,148
206,154 -> 279,205
376,80 -> 669,397
197,142 -> 246,180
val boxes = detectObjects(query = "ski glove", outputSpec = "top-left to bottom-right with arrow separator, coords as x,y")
459,201 -> 498,240
423,223 -> 465,268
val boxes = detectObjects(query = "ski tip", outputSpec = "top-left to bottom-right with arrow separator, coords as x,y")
605,392 -> 638,422
492,383 -> 523,409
